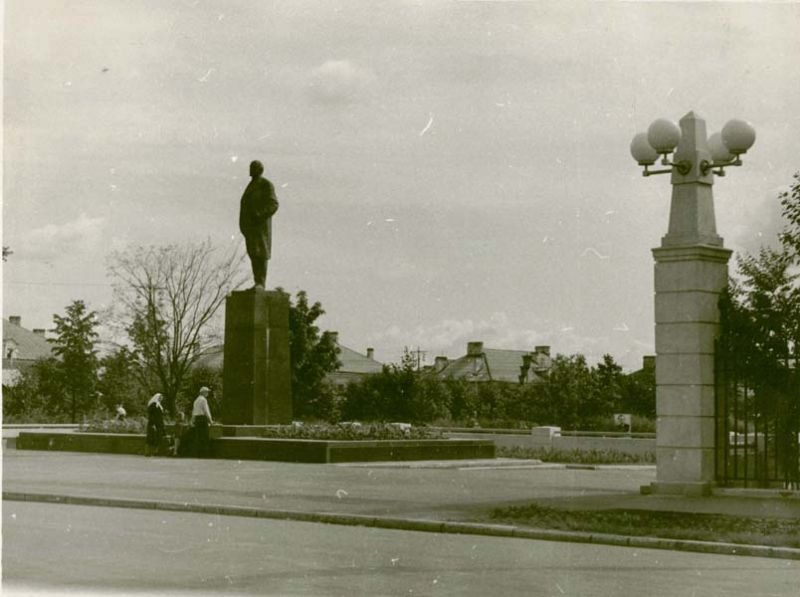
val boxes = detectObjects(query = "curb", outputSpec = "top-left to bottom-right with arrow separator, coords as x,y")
3,491 -> 798,561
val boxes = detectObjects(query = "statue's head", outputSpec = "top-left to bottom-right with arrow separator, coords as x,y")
249,160 -> 264,178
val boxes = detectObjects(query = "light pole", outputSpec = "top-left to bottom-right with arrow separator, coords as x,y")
630,112 -> 755,496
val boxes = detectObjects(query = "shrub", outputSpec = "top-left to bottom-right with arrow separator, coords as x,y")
260,423 -> 443,441
497,445 -> 656,465
80,416 -> 148,434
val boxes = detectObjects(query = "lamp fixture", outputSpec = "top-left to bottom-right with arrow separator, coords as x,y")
630,117 -> 755,178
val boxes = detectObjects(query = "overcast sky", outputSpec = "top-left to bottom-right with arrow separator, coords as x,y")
4,1 -> 800,370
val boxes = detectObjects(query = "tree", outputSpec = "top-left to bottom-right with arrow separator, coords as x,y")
778,171 -> 800,257
97,346 -> 147,417
340,357 -> 420,423
587,354 -> 625,421
719,172 -> 800,481
2,246 -> 12,261
538,354 -> 593,428
107,240 -> 247,413
722,171 -> 800,365
50,300 -> 100,422
284,290 -> 341,420
622,363 -> 656,418
3,357 -> 71,423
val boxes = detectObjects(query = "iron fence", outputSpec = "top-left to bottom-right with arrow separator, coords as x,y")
715,340 -> 800,488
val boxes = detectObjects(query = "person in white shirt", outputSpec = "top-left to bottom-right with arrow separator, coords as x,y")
191,386 -> 214,457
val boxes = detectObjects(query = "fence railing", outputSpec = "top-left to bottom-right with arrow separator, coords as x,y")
715,341 -> 800,489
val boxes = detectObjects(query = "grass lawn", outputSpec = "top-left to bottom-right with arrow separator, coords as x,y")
487,504 -> 800,548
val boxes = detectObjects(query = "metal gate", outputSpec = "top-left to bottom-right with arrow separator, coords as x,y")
715,340 -> 800,488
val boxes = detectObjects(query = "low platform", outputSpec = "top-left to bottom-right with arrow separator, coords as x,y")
13,431 -> 495,463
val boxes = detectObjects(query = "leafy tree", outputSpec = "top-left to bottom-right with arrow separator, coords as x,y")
413,376 -> 451,423
778,171 -> 800,257
622,363 -> 656,418
97,346 -> 147,417
49,300 -> 100,422
3,357 -> 71,422
717,171 -> 800,483
587,354 -> 625,420
2,246 -> 12,261
442,378 -> 476,423
284,290 -> 341,420
107,239 -> 246,413
721,171 -> 800,367
538,354 -> 593,428
340,361 -> 417,423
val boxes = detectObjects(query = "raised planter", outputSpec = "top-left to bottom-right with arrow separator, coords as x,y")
15,431 -> 495,463
16,432 -> 149,456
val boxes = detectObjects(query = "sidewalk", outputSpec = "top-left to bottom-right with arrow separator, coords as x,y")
3,449 -> 799,559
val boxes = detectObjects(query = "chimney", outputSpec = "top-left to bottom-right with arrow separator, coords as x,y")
328,331 -> 339,345
643,355 -> 656,371
434,356 -> 449,372
9,316 -> 21,326
33,329 -> 46,337
366,347 -> 374,359
467,341 -> 484,357
533,346 -> 552,373
519,354 -> 533,384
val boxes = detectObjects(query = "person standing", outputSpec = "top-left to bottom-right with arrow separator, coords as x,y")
239,160 -> 279,289
145,393 -> 165,457
191,386 -> 214,457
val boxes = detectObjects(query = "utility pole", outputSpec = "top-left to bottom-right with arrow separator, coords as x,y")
412,346 -> 426,372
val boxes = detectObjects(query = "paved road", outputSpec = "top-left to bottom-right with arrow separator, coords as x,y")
2,451 -> 654,521
4,501 -> 798,597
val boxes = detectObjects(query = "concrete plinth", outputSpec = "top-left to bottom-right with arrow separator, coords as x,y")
651,243 -> 730,495
222,288 -> 292,425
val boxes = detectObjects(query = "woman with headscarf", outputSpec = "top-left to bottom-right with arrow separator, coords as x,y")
145,393 -> 165,456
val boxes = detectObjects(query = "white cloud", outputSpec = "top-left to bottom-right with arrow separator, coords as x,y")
724,186 -> 786,256
14,213 -> 105,261
307,60 -> 374,104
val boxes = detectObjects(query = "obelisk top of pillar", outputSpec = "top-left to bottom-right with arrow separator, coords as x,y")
660,111 -> 723,248
671,112 -> 714,187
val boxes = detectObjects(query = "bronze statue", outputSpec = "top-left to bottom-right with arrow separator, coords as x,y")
239,160 -> 279,288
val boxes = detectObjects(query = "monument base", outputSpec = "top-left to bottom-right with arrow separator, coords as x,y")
222,288 -> 292,425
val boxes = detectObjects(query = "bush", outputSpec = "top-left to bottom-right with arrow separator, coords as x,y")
3,408 -> 75,425
73,420 -> 443,441
80,416 -> 148,434
498,446 -> 655,464
260,423 -> 443,441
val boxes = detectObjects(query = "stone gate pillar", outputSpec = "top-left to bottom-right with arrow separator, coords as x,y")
650,112 -> 731,495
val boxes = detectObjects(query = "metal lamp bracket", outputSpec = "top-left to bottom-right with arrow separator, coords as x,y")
700,157 -> 743,177
641,154 -> 692,177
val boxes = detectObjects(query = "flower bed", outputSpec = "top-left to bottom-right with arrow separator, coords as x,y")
16,422 -> 491,463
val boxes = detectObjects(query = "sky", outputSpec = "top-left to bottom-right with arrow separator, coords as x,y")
3,0 -> 800,371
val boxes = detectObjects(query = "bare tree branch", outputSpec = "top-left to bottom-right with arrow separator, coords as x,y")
107,239 -> 247,412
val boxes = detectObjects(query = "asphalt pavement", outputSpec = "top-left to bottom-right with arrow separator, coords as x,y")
3,449 -> 800,560
5,500 -> 798,597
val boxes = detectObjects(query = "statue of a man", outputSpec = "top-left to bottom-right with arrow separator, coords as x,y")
239,160 -> 279,289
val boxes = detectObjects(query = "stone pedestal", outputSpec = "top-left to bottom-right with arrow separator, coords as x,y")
222,288 -> 292,425
652,245 -> 730,495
